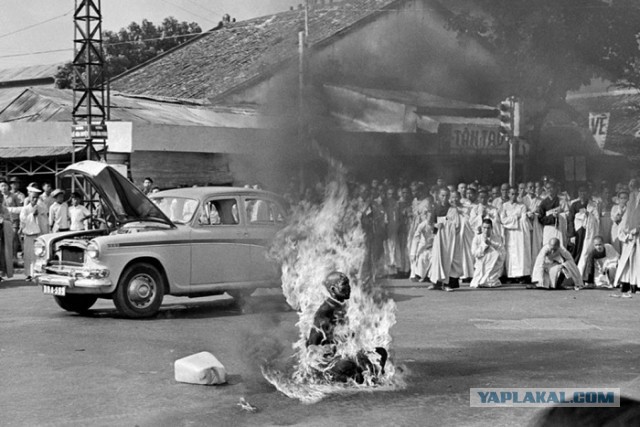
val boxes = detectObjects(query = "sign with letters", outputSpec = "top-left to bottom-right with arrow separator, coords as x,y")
588,112 -> 609,149
72,124 -> 108,141
442,124 -> 508,155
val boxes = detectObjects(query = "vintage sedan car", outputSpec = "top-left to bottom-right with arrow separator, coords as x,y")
34,161 -> 287,318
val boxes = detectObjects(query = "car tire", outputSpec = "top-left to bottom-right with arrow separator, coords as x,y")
54,294 -> 98,314
114,263 -> 165,318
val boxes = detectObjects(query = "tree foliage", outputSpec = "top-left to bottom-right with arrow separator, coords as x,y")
55,17 -> 202,88
442,0 -> 640,108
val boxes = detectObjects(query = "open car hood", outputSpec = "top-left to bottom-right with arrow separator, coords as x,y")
60,161 -> 174,227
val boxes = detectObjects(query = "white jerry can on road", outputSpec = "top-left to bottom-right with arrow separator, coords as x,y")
174,351 -> 227,385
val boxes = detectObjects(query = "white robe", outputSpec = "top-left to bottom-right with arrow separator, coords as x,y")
583,244 -> 619,287
410,219 -> 434,281
429,207 -> 463,284
524,195 -> 544,261
532,243 -> 584,289
470,233 -> 505,288
610,204 -> 626,253
500,201 -> 532,278
614,192 -> 640,286
575,200 -> 601,277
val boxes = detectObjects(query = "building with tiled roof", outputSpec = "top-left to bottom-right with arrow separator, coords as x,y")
111,0 -> 405,102
567,89 -> 640,161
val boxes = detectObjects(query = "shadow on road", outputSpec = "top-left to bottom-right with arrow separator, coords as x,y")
0,278 -> 35,289
82,294 -> 293,320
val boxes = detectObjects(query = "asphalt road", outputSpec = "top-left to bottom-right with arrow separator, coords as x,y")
2,276 -> 640,427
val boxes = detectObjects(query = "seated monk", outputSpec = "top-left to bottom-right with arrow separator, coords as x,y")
470,218 -> 506,288
583,236 -> 619,288
307,271 -> 387,383
531,238 -> 584,289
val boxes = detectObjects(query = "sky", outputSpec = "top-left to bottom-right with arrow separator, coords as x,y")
0,0 -> 301,69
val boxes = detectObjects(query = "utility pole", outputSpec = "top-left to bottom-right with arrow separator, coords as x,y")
498,97 -> 521,186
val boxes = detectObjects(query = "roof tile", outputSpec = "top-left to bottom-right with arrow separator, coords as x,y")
111,0 -> 400,101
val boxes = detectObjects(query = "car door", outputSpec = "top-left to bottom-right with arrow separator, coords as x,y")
190,196 -> 252,285
243,196 -> 285,282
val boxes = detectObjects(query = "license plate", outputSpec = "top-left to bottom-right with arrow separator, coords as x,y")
42,285 -> 66,296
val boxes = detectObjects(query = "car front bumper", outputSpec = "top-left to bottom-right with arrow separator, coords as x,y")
35,274 -> 114,294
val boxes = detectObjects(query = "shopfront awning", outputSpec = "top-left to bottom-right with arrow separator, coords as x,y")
0,145 -> 82,159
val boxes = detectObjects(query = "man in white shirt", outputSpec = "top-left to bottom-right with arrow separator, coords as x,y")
49,189 -> 70,232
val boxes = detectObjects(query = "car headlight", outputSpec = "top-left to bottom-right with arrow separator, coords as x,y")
86,241 -> 100,259
34,239 -> 46,257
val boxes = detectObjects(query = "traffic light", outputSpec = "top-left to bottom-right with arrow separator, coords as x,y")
498,98 -> 513,138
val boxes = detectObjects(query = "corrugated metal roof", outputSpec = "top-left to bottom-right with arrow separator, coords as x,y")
111,0 -> 401,101
337,85 -> 497,111
0,87 -> 266,128
0,64 -> 62,83
0,146 -> 81,158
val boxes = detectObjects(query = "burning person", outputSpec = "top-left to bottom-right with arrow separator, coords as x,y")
306,271 -> 387,384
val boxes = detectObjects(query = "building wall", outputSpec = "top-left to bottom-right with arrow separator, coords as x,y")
222,0 -> 496,109
130,151 -> 232,189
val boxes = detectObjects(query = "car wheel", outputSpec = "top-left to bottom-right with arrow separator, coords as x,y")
114,263 -> 165,318
54,294 -> 98,314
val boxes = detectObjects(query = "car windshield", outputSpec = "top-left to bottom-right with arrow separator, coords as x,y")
151,196 -> 199,224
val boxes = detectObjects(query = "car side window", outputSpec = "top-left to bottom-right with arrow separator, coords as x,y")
198,198 -> 239,226
245,198 -> 285,225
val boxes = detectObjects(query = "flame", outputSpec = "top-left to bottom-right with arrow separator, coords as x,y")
263,170 -> 405,404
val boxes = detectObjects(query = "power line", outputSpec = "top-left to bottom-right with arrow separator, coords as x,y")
0,48 -> 72,59
159,0 -> 219,24
2,4 -> 637,60
183,0 -> 222,18
0,8 -> 74,40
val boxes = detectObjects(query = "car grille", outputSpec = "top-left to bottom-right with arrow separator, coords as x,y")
56,246 -> 85,265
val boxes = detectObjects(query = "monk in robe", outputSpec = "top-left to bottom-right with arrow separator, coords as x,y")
531,238 -> 584,289
470,219 -> 506,288
500,187 -> 532,280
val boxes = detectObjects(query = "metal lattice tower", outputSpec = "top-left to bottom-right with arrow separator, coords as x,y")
71,0 -> 108,228
72,0 -> 107,163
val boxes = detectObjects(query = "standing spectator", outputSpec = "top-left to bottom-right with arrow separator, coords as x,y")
523,181 -> 545,261
397,187 -> 413,276
20,189 -> 48,280
141,177 -> 154,195
409,206 -> 434,282
537,180 -> 568,247
569,185 -> 601,276
470,189 -> 503,240
357,185 -> 386,285
1,177 -> 22,261
428,188 -> 463,291
0,192 -> 14,280
610,189 -> 628,253
500,187 -> 532,281
470,219 -> 506,288
9,177 -> 25,205
383,187 -> 402,276
39,182 -> 55,213
517,182 -> 527,203
492,183 -> 509,210
457,183 -> 468,205
68,192 -> 92,231
49,189 -> 70,232
613,182 -> 640,297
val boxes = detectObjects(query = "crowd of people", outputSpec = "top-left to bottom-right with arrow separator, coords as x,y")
286,175 -> 639,298
0,177 -> 95,281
